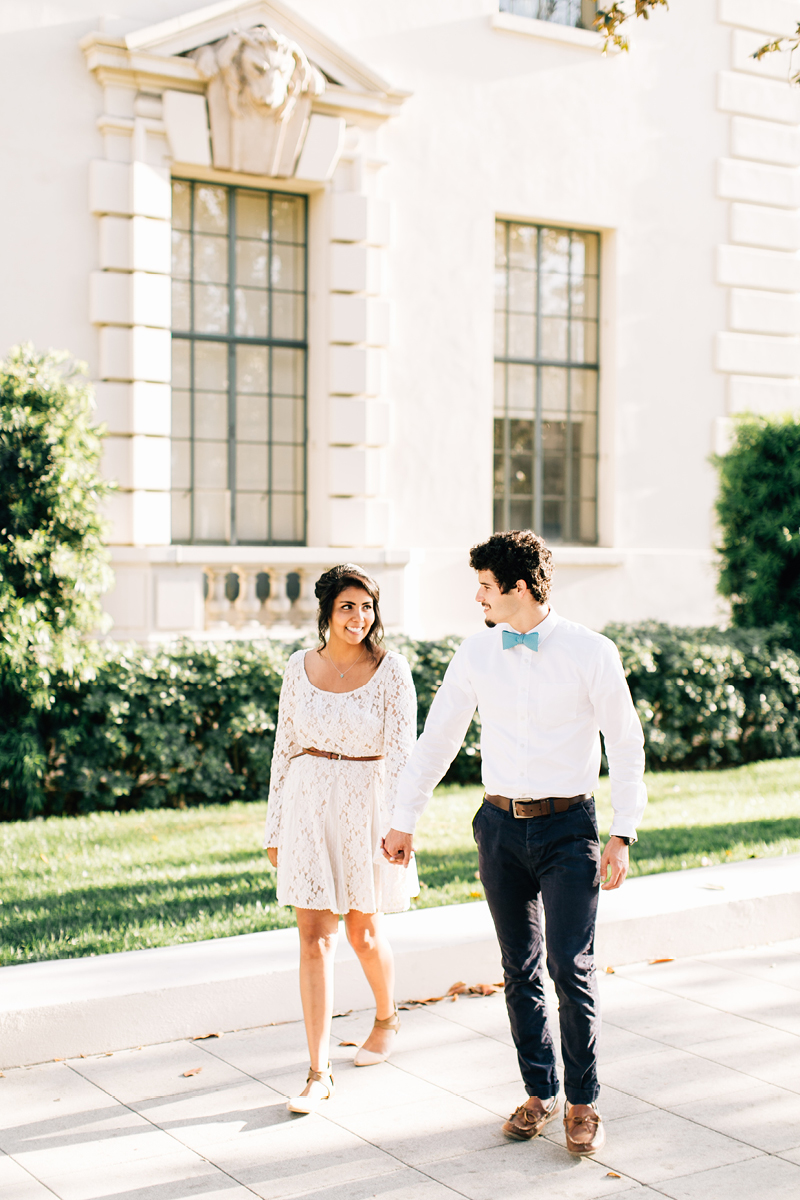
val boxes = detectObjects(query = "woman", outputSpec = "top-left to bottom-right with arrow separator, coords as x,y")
264,563 -> 417,1114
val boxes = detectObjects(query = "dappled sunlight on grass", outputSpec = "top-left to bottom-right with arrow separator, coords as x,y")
1,758 -> 798,963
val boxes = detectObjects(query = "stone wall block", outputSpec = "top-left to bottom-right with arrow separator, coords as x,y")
366,248 -> 384,296
719,0 -> 800,37
716,330 -> 800,376
717,158 -> 800,207
99,326 -> 171,383
717,244 -> 800,292
329,497 -> 389,547
94,382 -> 171,436
367,201 -> 391,248
329,446 -> 384,496
730,288 -> 800,335
103,492 -> 134,545
329,398 -> 391,446
731,117 -> 800,167
330,294 -> 367,343
731,203 -> 800,250
718,72 -> 800,125
131,490 -> 171,546
102,435 -> 170,491
330,243 -> 368,292
729,374 -> 800,412
90,272 -> 171,328
90,161 -> 171,218
155,571 -> 205,632
295,114 -> 346,182
162,90 -> 211,167
366,299 -> 390,346
731,28 -> 794,79
102,436 -> 134,490
330,345 -> 367,394
331,193 -> 369,242
329,346 -> 383,396
99,216 -> 171,274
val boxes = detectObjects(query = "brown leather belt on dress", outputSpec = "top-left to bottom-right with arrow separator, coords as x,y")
298,747 -> 384,762
484,792 -> 592,819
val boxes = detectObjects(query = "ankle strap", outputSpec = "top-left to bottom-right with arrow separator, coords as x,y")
307,1064 -> 333,1083
373,1007 -> 400,1032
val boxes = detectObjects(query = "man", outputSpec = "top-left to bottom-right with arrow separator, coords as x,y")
383,530 -> 646,1155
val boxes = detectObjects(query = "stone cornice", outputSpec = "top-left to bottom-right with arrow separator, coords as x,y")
80,32 -> 408,119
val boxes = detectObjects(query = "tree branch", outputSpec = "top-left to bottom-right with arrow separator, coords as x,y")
594,0 -> 669,55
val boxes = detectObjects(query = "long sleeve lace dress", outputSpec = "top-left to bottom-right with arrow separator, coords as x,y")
263,650 -> 418,914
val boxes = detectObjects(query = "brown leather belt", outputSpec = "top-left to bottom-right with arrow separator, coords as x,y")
298,747 -> 384,762
484,792 -> 592,819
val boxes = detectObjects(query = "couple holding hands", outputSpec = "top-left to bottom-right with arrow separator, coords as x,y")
264,529 -> 647,1156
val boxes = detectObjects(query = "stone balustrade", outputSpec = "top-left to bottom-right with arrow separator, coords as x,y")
203,562 -> 327,633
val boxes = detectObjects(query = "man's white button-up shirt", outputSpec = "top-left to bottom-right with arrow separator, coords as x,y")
392,609 -> 647,840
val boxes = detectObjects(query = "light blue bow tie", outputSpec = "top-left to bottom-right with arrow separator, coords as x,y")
502,629 -> 539,652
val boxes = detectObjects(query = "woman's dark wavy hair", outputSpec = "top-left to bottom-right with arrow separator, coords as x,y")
315,563 -> 384,660
469,530 -> 553,603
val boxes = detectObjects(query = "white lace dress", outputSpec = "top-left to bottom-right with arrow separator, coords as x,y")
263,650 -> 418,914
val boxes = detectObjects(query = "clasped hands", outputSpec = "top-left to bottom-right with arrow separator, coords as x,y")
382,828 -> 629,890
381,828 -> 414,867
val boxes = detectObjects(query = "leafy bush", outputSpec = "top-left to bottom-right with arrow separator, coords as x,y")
609,622 -> 800,770
0,346 -> 111,815
715,416 -> 800,643
3,622 -> 800,820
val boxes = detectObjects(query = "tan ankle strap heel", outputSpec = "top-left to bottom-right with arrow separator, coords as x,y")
354,1007 -> 400,1067
372,1008 -> 400,1033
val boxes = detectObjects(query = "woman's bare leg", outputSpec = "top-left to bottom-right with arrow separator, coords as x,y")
344,910 -> 396,1055
295,907 -> 340,1091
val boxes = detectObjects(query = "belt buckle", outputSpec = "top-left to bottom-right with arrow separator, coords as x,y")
512,797 -> 535,819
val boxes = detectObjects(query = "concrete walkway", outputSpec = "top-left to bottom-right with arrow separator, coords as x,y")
2,937 -> 799,1200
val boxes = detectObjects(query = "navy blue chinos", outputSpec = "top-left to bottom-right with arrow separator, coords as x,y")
472,795 -> 602,1105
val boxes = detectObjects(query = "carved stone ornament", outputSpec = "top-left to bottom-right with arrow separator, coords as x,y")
192,25 -> 325,176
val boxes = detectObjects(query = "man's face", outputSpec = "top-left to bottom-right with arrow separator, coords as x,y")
475,571 -> 518,628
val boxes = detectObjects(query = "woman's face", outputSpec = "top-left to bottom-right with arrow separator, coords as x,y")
328,586 -> 375,646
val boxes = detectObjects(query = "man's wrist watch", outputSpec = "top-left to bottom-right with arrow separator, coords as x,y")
613,835 -> 634,846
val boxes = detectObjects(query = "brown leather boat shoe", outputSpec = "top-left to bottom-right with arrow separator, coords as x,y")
564,1102 -> 605,1155
502,1094 -> 561,1140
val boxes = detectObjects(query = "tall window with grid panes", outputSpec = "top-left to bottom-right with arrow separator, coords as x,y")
170,180 -> 307,545
494,220 -> 600,544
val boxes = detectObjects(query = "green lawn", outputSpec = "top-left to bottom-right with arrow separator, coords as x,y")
2,758 -> 799,966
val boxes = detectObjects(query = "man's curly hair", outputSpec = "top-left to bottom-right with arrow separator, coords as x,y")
469,530 -> 553,603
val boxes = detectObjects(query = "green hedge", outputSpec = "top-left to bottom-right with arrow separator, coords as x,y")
608,622 -> 800,770
2,623 -> 799,820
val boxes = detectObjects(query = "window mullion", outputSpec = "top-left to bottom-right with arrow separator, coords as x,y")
228,186 -> 237,545
533,229 -> 543,536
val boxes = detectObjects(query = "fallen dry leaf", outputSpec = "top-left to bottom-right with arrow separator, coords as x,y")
52,1058 -> 63,1062
606,1172 -> 621,1178
104,1053 -> 113,1057
648,958 -> 674,965
0,1071 -> 5,1077
605,966 -> 615,974
400,980 -> 504,1008
182,1067 -> 202,1077
192,1032 -> 222,1041
338,1040 -> 359,1047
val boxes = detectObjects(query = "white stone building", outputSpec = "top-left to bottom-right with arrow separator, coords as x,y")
1,0 -> 798,640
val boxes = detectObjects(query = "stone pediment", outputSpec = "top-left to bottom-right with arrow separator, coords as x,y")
82,0 -> 410,121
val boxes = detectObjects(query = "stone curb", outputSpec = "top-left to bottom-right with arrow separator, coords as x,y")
2,853 -> 798,1069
